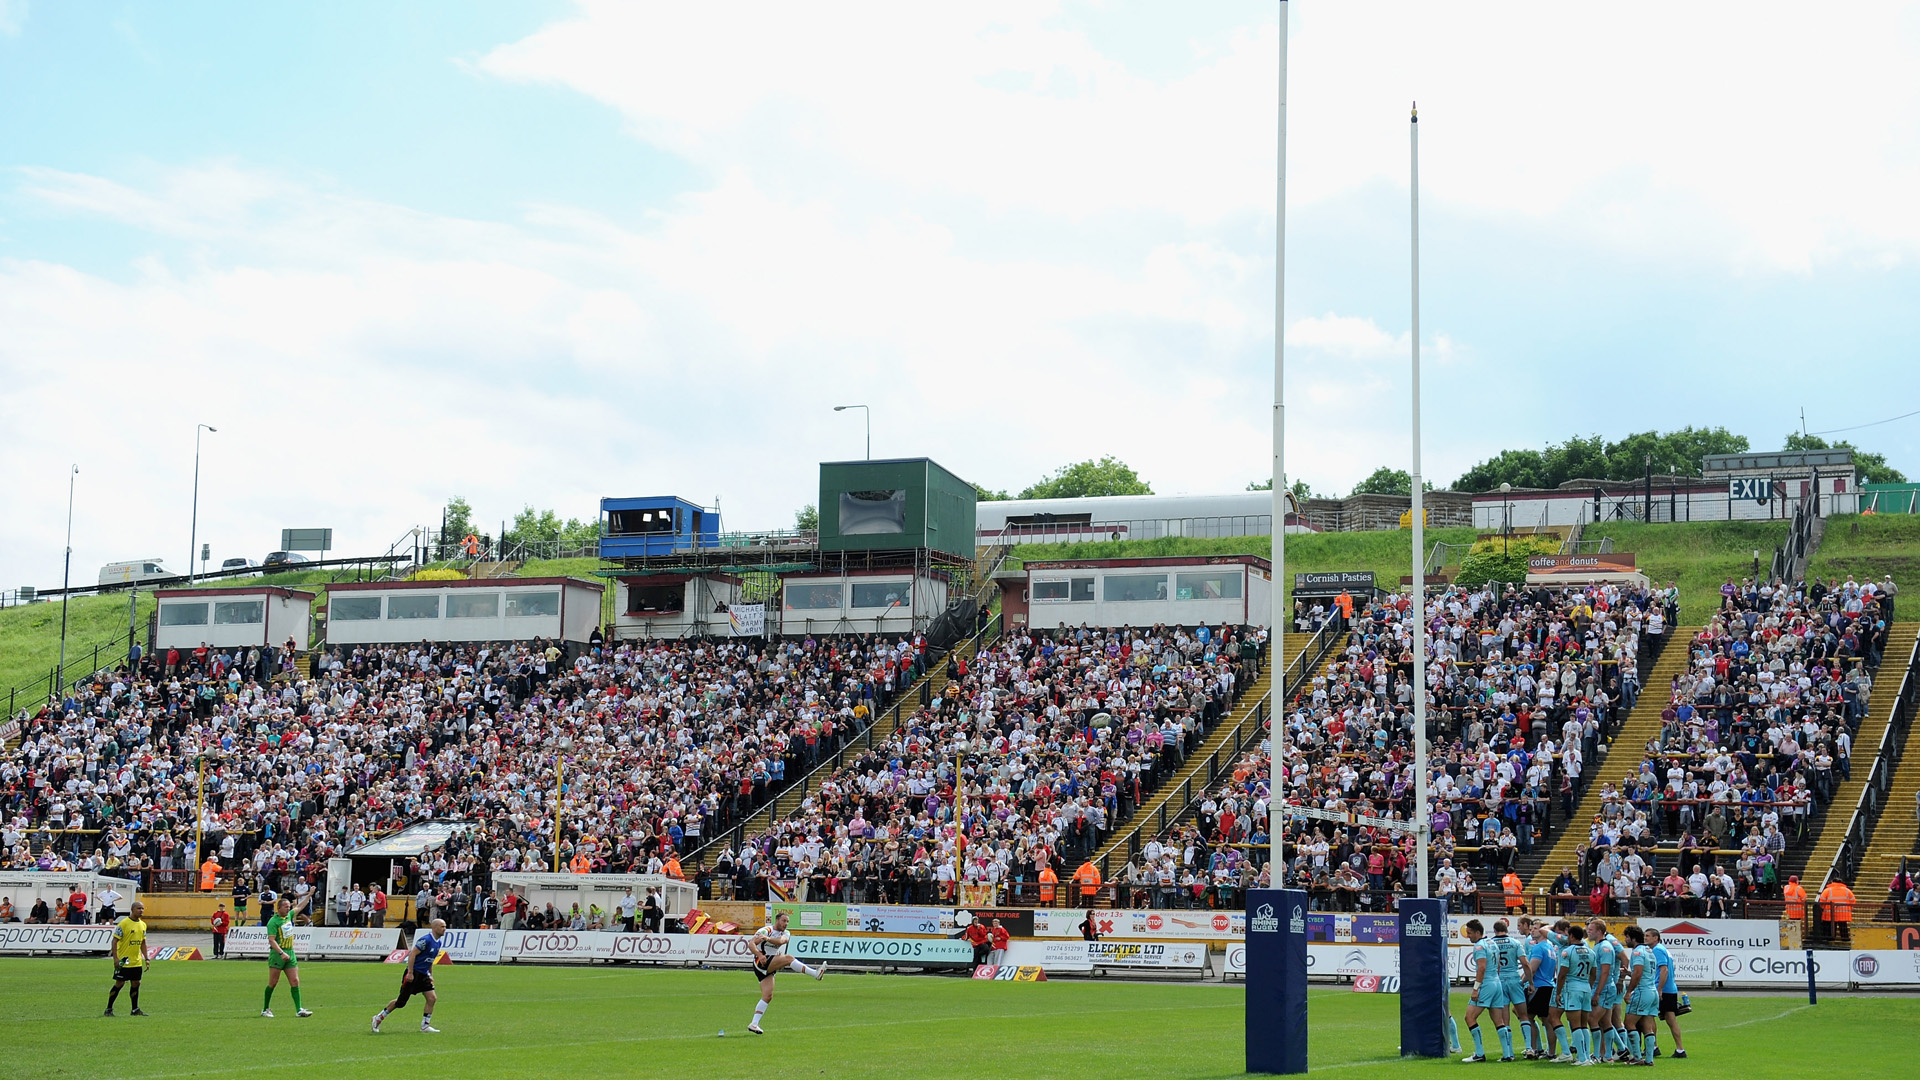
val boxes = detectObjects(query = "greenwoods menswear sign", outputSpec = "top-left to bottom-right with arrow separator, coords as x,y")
1292,572 -> 1375,593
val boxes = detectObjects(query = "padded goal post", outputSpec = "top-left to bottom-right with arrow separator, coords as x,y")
1244,887 -> 1308,1074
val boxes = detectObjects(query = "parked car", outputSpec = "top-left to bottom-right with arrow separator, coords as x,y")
262,551 -> 313,568
98,559 -> 182,586
219,557 -> 259,577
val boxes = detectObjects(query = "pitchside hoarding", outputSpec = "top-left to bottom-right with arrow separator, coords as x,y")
226,926 -> 401,958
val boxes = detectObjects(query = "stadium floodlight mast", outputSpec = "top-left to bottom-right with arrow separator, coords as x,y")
1409,103 -> 1430,899
833,404 -> 870,460
188,423 -> 217,585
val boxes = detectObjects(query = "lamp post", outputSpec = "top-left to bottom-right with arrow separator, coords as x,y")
189,424 -> 217,584
1500,482 -> 1512,557
833,404 -> 870,460
57,464 -> 78,695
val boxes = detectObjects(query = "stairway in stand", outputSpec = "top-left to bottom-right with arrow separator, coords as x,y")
468,560 -> 524,580
1798,623 -> 1920,888
693,628 -> 996,860
1521,627 -> 1698,887
1086,631 -> 1337,876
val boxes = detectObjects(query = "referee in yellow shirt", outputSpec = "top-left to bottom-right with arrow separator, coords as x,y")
106,900 -> 149,1016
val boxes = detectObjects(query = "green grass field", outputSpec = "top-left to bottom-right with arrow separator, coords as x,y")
1,959 -> 1911,1080
1578,521 -> 1791,627
1806,514 -> 1920,591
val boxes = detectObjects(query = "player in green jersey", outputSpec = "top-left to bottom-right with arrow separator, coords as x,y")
262,897 -> 312,1018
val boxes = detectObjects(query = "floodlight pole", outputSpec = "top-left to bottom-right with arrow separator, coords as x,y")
1268,0 -> 1289,884
189,424 -> 216,584
1409,103 -> 1430,899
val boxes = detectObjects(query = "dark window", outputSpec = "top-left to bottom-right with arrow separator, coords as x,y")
609,509 -> 676,535
627,583 -> 686,614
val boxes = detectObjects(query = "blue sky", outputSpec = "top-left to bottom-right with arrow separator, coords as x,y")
2,1 -> 1917,587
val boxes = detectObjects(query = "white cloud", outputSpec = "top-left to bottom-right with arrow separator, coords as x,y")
0,164 -> 1288,586
0,1 -> 26,37
479,1 -> 1920,270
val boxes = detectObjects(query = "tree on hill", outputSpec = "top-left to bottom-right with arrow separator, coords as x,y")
1452,426 -> 1751,492
442,496 -> 475,540
1783,432 -> 1907,484
507,506 -> 598,548
1351,467 -> 1433,497
1017,456 -> 1152,499
1248,478 -> 1315,500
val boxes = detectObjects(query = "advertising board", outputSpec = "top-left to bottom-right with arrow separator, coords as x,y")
226,926 -> 401,958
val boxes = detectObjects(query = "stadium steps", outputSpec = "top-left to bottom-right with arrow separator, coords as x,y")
1085,631 -> 1330,877
469,560 -> 524,580
685,626 -> 997,864
1523,625 -> 1699,888
1801,623 -> 1920,888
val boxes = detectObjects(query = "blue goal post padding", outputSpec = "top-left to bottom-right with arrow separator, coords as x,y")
1398,897 -> 1449,1057
1245,888 -> 1308,1074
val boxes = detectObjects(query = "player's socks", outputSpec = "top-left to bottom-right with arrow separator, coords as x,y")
752,1000 -> 768,1028
788,960 -> 816,978
1521,1023 -> 1535,1054
421,1012 -> 433,1030
290,987 -> 302,1011
1469,1025 -> 1483,1057
1648,1034 -> 1660,1059
263,986 -> 274,1011
1448,1017 -> 1461,1052
129,985 -> 140,1011
1558,1024 -> 1572,1057
1628,1031 -> 1641,1060
1572,1029 -> 1587,1062
1496,1025 -> 1513,1059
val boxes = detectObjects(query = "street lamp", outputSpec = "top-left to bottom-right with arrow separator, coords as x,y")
57,465 -> 78,695
189,424 -> 217,584
833,404 -> 870,460
1499,482 -> 1512,557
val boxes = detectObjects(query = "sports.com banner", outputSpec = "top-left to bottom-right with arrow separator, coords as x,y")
0,924 -> 115,954
226,926 -> 401,958
1033,908 -> 1242,940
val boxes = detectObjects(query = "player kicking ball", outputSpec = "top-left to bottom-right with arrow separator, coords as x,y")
262,898 -> 312,1018
745,910 -> 826,1035
373,918 -> 446,1033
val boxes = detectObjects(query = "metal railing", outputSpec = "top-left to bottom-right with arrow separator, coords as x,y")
5,626 -> 140,723
687,611 -> 1005,866
1096,614 -> 1348,878
991,515 -> 1273,545
1826,633 -> 1920,889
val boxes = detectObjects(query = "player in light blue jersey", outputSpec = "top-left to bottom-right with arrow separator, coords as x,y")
1491,919 -> 1537,1060
1555,925 -> 1598,1065
1622,926 -> 1661,1065
1459,919 -> 1509,1063
1586,919 -> 1627,1061
1645,929 -> 1688,1060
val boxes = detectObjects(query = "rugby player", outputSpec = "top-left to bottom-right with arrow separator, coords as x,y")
1553,924 -> 1598,1065
1622,926 -> 1663,1066
262,897 -> 311,1018
373,917 -> 445,1033
746,909 -> 826,1035
1645,928 -> 1688,1059
104,900 -> 149,1017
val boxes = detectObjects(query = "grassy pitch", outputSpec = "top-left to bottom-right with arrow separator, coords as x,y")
1,958 -> 1912,1080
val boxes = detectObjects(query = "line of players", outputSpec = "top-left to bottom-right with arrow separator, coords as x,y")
103,894 -> 452,1033
1456,916 -> 1688,1066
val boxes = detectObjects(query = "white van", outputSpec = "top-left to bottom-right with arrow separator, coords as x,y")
99,559 -> 182,586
